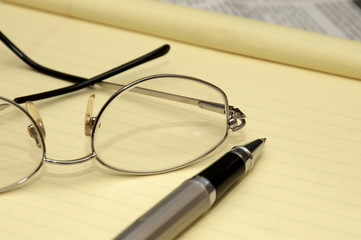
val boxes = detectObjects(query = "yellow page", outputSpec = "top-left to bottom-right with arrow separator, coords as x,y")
1,3 -> 361,240
5,0 -> 361,80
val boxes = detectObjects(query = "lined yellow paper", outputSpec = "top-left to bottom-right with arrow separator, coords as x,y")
4,0 -> 361,80
1,2 -> 361,240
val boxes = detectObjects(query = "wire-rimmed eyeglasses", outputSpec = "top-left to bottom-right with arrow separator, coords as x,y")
0,32 -> 246,192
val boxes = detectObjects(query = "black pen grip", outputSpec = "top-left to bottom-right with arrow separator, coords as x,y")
197,151 -> 246,201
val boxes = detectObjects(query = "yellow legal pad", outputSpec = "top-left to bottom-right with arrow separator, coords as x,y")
1,1 -> 361,239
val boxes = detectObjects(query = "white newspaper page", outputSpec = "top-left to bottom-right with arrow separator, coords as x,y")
162,0 -> 361,41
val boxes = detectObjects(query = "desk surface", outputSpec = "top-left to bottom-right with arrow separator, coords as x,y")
0,1 -> 361,240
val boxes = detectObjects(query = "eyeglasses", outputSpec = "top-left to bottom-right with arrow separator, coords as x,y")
0,32 -> 246,192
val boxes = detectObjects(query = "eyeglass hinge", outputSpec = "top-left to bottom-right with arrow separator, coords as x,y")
228,106 -> 246,132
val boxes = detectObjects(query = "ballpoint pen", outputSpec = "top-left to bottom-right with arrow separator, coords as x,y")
114,138 -> 266,240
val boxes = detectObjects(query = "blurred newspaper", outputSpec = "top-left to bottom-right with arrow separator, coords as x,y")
162,0 -> 361,41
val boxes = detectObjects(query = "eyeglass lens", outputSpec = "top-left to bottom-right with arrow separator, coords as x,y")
0,99 -> 44,190
93,76 -> 228,173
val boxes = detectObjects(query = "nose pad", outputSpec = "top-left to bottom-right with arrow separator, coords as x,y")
27,124 -> 42,148
26,101 -> 46,139
85,94 -> 96,136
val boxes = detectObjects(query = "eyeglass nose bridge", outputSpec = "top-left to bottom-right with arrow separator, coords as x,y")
85,94 -> 97,136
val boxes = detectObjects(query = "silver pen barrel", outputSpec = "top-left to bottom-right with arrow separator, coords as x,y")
114,138 -> 265,240
114,176 -> 215,240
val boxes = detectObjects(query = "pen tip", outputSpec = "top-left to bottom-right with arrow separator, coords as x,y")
260,138 -> 267,143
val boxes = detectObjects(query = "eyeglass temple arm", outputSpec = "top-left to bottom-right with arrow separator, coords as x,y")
99,81 -> 246,131
0,31 -> 86,83
0,31 -> 170,103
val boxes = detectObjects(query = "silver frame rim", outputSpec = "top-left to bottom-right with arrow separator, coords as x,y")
91,74 -> 230,175
0,96 -> 46,193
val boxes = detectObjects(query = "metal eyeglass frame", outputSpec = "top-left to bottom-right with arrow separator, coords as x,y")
0,32 -> 246,192
0,74 -> 246,192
